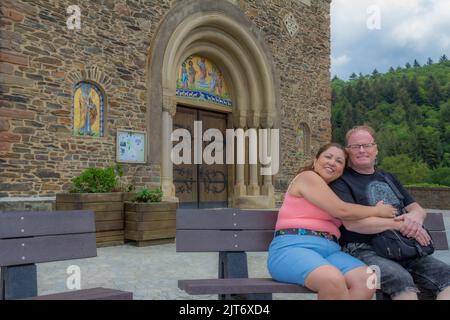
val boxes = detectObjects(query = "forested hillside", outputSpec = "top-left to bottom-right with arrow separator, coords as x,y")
331,56 -> 450,186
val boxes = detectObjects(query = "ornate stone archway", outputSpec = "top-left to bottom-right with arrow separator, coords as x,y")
147,0 -> 281,208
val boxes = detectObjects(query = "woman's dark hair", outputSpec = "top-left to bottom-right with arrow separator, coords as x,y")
296,143 -> 348,175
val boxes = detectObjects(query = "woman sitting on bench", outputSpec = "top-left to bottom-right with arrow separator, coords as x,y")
267,143 -> 397,300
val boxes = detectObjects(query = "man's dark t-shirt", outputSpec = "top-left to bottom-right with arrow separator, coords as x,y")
329,167 -> 415,246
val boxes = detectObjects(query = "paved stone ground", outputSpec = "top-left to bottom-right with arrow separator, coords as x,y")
37,214 -> 450,300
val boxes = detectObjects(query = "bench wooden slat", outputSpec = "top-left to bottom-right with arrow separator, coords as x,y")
24,287 -> 133,300
424,212 -> 446,231
0,233 -> 97,266
176,208 -> 449,300
430,231 -> 449,250
0,210 -> 95,238
176,209 -> 278,230
176,230 -> 274,252
178,278 -> 313,295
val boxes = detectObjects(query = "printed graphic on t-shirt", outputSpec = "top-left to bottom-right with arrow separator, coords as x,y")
366,181 -> 401,207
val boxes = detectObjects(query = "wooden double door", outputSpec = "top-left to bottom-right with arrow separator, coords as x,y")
173,106 -> 228,208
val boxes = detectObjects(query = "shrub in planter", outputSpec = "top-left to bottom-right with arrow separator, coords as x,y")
135,187 -> 163,203
70,167 -> 118,193
125,187 -> 177,247
56,165 -> 132,247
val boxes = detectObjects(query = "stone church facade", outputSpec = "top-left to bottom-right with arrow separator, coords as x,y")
0,0 -> 331,209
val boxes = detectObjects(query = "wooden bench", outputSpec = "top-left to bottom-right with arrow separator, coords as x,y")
176,208 -> 449,300
0,210 -> 132,300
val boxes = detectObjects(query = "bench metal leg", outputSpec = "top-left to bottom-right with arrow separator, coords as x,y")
1,265 -> 37,300
218,252 -> 272,300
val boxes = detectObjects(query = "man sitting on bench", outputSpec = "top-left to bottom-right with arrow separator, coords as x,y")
330,125 -> 450,300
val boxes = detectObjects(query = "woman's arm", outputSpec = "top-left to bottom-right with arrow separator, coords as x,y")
290,171 -> 396,220
343,217 -> 403,234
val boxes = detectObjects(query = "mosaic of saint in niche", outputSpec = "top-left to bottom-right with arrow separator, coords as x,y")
73,82 -> 104,137
176,55 -> 232,108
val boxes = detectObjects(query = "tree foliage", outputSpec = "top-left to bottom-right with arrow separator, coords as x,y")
332,60 -> 450,185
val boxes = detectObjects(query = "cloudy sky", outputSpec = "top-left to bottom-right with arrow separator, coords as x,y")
331,0 -> 450,79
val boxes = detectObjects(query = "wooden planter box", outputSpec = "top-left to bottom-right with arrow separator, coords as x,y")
56,192 -> 126,247
124,201 -> 177,247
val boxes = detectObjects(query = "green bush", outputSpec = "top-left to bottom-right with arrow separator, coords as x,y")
70,166 -> 118,193
379,154 -> 430,185
406,183 -> 449,188
426,166 -> 450,186
135,187 -> 163,203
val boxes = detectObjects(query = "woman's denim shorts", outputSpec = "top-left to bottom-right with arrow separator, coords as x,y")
267,234 -> 366,286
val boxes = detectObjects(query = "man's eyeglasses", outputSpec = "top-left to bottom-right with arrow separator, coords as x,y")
346,142 -> 377,150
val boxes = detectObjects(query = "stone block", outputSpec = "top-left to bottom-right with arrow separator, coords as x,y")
34,169 -> 60,179
0,108 -> 35,120
0,118 -> 10,131
0,51 -> 28,66
0,142 -> 11,151
0,62 -> 14,74
0,131 -> 20,142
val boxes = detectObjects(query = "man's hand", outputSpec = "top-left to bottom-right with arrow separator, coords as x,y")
413,227 -> 432,246
395,210 -> 426,238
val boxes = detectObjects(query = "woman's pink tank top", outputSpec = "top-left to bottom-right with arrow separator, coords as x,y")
275,192 -> 342,238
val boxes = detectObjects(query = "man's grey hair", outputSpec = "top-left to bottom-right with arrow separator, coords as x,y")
345,125 -> 377,146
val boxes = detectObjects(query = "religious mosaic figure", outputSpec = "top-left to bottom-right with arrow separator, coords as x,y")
176,55 -> 232,108
197,57 -> 207,81
188,60 -> 196,88
181,62 -> 189,89
73,82 -> 103,137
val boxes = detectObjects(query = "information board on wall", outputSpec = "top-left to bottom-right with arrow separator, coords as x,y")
116,129 -> 147,163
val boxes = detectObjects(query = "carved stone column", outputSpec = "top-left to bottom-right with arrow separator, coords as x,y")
260,124 -> 275,207
247,110 -> 260,195
161,95 -> 178,202
233,109 -> 247,199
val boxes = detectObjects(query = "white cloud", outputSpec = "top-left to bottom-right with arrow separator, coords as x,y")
388,0 -> 450,51
331,0 -> 450,78
332,55 -> 351,67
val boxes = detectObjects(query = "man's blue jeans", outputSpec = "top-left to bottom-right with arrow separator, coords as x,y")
343,242 -> 450,298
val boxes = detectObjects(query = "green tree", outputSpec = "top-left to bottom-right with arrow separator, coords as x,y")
425,75 -> 442,108
407,76 -> 423,105
331,58 -> 450,171
413,59 -> 421,68
379,154 -> 430,185
377,125 -> 416,159
415,126 -> 442,168
427,167 -> 450,186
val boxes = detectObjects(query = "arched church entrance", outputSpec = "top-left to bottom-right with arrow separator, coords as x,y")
147,0 -> 281,209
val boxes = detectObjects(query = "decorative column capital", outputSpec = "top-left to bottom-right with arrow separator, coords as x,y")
247,110 -> 260,128
162,94 -> 177,117
261,112 -> 276,129
233,109 -> 247,128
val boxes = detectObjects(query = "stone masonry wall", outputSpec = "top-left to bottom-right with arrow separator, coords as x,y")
0,0 -> 331,199
407,187 -> 450,210
0,0 -> 168,196
240,0 -> 332,202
